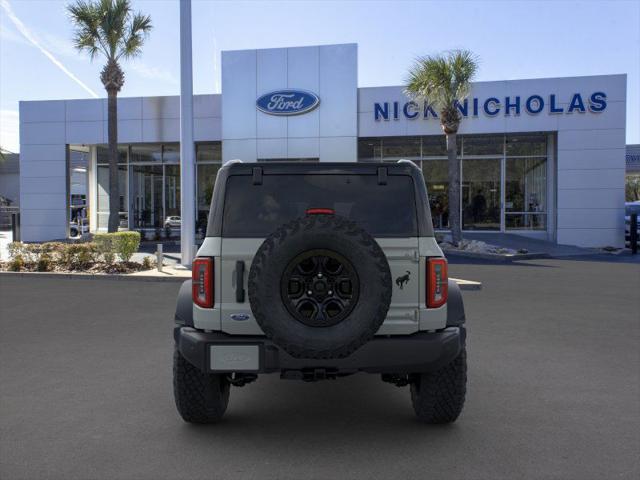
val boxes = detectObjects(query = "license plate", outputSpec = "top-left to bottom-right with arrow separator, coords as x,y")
210,345 -> 259,371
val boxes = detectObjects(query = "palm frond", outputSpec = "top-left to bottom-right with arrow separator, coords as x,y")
405,49 -> 479,114
118,12 -> 152,60
68,0 -> 107,59
99,0 -> 129,57
68,0 -> 151,64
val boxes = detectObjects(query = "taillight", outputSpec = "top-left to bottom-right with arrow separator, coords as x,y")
306,208 -> 335,215
192,257 -> 214,308
427,258 -> 448,308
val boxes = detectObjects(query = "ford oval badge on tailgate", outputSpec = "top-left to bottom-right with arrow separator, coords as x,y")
230,313 -> 251,321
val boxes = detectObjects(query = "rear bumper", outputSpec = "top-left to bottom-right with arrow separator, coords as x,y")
174,326 -> 465,375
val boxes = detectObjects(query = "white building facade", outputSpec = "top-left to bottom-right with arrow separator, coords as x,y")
19,43 -> 627,247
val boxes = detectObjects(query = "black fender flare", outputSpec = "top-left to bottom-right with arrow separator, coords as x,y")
175,280 -> 193,327
446,279 -> 466,326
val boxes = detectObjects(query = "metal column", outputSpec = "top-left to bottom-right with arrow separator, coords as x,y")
179,0 -> 195,265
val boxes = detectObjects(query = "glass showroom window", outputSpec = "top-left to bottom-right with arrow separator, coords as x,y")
506,133 -> 547,156
96,145 -> 128,230
196,143 -> 222,236
504,134 -> 547,230
129,143 -> 181,232
130,144 -> 162,229
459,134 -> 503,231
358,138 -> 383,162
356,133 -> 549,232
164,165 -> 180,221
69,147 -> 89,229
420,136 -> 449,157
130,164 -> 163,229
461,157 -> 502,230
130,143 -> 162,163
358,135 -> 453,227
421,160 -> 449,229
163,145 -> 181,237
462,135 -> 503,156
382,136 -> 421,161
420,137 -> 452,229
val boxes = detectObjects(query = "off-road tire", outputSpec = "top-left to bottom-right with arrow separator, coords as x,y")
173,345 -> 230,424
249,214 -> 392,359
410,346 -> 467,424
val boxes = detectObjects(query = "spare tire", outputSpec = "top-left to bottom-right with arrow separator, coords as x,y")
248,214 -> 392,359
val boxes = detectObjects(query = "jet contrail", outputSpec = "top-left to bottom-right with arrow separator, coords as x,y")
1,0 -> 99,98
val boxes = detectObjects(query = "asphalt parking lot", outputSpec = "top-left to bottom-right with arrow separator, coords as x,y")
1,257 -> 639,480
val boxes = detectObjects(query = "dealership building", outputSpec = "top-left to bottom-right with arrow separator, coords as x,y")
19,43 -> 627,247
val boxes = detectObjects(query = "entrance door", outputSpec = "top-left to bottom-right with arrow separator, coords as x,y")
461,158 -> 501,230
130,164 -> 163,228
505,158 -> 548,231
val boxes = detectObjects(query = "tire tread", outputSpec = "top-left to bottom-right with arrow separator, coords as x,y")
410,347 -> 467,424
173,346 -> 230,424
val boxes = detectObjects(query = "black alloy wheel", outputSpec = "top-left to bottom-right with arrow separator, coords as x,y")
281,249 -> 359,327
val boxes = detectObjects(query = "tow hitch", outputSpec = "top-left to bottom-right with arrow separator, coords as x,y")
281,368 -> 342,382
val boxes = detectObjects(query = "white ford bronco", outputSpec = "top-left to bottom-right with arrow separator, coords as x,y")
173,161 -> 467,423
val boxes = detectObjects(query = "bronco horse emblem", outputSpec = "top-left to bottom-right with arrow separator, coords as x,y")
395,271 -> 411,290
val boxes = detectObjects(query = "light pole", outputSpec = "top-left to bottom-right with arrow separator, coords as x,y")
179,0 -> 195,266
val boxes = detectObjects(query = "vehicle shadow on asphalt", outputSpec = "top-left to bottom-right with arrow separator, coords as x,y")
172,374 -> 465,446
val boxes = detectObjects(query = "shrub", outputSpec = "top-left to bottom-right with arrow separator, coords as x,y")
94,233 -> 116,264
55,243 -> 97,269
8,255 -> 25,271
7,242 -> 26,260
141,256 -> 153,269
113,231 -> 140,262
40,242 -> 64,255
73,243 -> 97,268
93,232 -> 140,263
55,243 -> 73,267
37,253 -> 52,272
7,242 -> 48,263
23,243 -> 42,262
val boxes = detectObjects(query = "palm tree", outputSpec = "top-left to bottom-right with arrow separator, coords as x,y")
405,50 -> 478,245
68,0 -> 152,232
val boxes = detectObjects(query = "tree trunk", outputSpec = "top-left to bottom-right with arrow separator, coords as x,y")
107,90 -> 120,233
447,132 -> 462,245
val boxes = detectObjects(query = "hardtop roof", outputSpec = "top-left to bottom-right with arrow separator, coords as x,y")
222,161 -> 422,177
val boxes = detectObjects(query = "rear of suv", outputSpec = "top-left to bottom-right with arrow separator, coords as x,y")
174,161 -> 467,424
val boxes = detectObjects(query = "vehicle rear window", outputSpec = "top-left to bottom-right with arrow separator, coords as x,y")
222,174 -> 418,237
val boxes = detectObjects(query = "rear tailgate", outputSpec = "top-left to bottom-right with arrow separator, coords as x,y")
211,169 -> 429,335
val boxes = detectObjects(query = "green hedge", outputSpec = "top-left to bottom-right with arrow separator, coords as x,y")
113,231 -> 140,262
94,231 -> 140,263
94,233 -> 116,264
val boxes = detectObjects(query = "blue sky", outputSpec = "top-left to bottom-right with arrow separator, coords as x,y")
1,0 -> 638,152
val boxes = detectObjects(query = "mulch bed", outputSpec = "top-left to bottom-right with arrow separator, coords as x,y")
0,261 -> 152,274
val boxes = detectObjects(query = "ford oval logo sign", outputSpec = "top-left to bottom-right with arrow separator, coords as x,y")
256,90 -> 320,116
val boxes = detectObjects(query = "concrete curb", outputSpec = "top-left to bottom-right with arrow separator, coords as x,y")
450,277 -> 482,291
0,271 -> 187,283
443,249 -> 550,263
